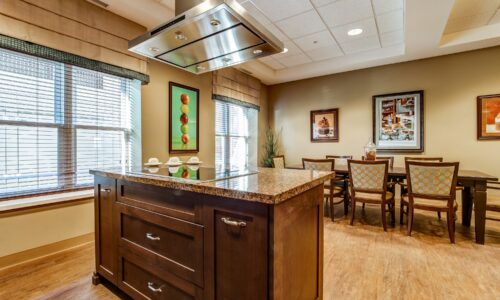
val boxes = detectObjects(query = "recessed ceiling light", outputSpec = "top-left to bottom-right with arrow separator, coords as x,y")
175,32 -> 187,41
210,19 -> 221,26
281,47 -> 288,53
253,49 -> 263,55
347,28 -> 363,36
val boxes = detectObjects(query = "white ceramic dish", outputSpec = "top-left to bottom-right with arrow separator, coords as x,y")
144,162 -> 162,166
165,162 -> 183,167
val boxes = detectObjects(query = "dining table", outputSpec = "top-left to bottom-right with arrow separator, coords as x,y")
287,163 -> 498,244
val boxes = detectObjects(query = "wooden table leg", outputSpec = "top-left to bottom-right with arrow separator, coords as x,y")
473,180 -> 487,245
461,186 -> 473,227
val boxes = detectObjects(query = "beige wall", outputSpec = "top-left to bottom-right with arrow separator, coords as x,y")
141,60 -> 270,166
269,46 -> 500,180
0,199 -> 94,258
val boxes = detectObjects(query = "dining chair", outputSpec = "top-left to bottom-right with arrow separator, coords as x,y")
405,157 -> 443,163
326,155 -> 353,165
486,181 -> 500,221
401,161 -> 460,243
362,155 -> 394,168
347,160 -> 395,231
302,158 -> 345,221
272,155 -> 285,169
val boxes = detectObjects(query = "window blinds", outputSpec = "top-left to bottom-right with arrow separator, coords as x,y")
0,48 -> 141,198
215,100 -> 258,170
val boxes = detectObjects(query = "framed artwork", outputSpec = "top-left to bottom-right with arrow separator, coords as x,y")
169,82 -> 199,153
310,108 -> 339,142
477,94 -> 500,140
373,90 -> 424,152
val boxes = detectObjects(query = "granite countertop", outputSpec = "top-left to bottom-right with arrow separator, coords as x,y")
90,167 -> 334,204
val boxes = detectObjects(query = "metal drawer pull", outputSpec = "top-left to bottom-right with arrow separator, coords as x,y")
146,233 -> 160,241
147,282 -> 162,293
100,188 -> 111,193
221,217 -> 246,228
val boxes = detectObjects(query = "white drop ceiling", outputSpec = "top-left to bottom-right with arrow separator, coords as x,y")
93,0 -> 500,85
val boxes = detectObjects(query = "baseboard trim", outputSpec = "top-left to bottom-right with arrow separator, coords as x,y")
0,233 -> 94,270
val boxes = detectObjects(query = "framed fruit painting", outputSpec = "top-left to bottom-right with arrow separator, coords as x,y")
310,108 -> 339,142
169,82 -> 199,153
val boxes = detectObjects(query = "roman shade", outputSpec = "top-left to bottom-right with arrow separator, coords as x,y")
212,68 -> 261,110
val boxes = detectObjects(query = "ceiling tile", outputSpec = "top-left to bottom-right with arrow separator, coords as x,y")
275,53 -> 313,67
293,30 -> 338,51
317,0 -> 373,27
372,0 -> 404,15
263,23 -> 288,41
240,0 -> 271,25
331,17 -> 378,43
489,9 -> 500,24
258,56 -> 286,70
376,10 -> 404,34
380,29 -> 404,47
311,0 -> 338,7
276,10 -> 327,39
250,0 -> 313,22
308,45 -> 344,61
339,35 -> 380,54
271,40 -> 303,60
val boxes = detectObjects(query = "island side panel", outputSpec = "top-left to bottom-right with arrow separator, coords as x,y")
269,184 -> 324,300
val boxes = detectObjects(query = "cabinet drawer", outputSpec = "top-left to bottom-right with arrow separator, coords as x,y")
119,253 -> 202,300
117,180 -> 201,223
118,203 -> 204,287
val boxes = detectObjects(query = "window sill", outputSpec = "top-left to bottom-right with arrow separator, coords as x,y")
0,190 -> 94,212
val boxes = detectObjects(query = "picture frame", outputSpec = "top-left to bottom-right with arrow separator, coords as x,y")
310,108 -> 339,142
372,90 -> 424,152
477,94 -> 500,140
169,82 -> 199,153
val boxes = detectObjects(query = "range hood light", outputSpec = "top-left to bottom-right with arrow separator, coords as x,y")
196,65 -> 206,70
222,57 -> 232,64
210,19 -> 221,26
253,49 -> 263,55
175,32 -> 188,41
149,47 -> 160,53
282,47 -> 288,53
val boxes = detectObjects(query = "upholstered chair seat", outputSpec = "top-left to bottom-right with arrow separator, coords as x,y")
401,195 -> 458,209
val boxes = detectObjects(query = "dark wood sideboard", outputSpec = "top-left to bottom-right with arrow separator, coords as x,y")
92,175 -> 324,299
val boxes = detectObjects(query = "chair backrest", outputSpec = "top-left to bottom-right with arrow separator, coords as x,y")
326,155 -> 353,166
272,155 -> 285,169
362,155 -> 394,168
348,160 -> 388,194
406,161 -> 459,201
405,157 -> 443,162
486,181 -> 500,213
302,158 -> 334,171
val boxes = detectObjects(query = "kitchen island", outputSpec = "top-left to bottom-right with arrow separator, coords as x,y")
90,166 -> 334,300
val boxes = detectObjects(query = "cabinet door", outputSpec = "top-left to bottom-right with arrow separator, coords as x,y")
213,209 -> 268,300
94,176 -> 117,283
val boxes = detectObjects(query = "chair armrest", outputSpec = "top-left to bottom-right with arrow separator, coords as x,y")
456,186 -> 464,191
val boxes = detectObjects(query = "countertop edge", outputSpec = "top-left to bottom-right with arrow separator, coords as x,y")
90,169 -> 335,204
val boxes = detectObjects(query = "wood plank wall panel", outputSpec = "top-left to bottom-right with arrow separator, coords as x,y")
213,68 -> 261,107
0,0 -> 148,74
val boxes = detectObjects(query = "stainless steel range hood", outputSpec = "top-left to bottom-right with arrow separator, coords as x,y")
128,0 -> 284,74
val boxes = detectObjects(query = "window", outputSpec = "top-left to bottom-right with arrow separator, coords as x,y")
215,101 -> 258,169
0,48 -> 141,198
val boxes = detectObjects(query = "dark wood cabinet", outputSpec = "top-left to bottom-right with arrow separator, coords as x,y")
93,176 -> 324,299
93,176 -> 118,284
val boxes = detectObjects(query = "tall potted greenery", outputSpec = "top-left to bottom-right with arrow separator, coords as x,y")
262,127 -> 280,167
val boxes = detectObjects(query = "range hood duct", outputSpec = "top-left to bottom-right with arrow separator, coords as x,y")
128,0 -> 284,74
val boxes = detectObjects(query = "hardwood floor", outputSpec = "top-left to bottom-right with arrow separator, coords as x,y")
1,206 -> 499,300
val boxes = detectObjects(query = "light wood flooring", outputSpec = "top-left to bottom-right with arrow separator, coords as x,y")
1,206 -> 499,300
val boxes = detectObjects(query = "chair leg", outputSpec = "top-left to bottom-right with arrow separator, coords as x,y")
390,203 -> 396,227
407,206 -> 414,236
381,203 -> 387,231
399,201 -> 405,225
350,199 -> 356,225
329,197 -> 334,222
437,211 -> 441,220
446,210 -> 455,244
